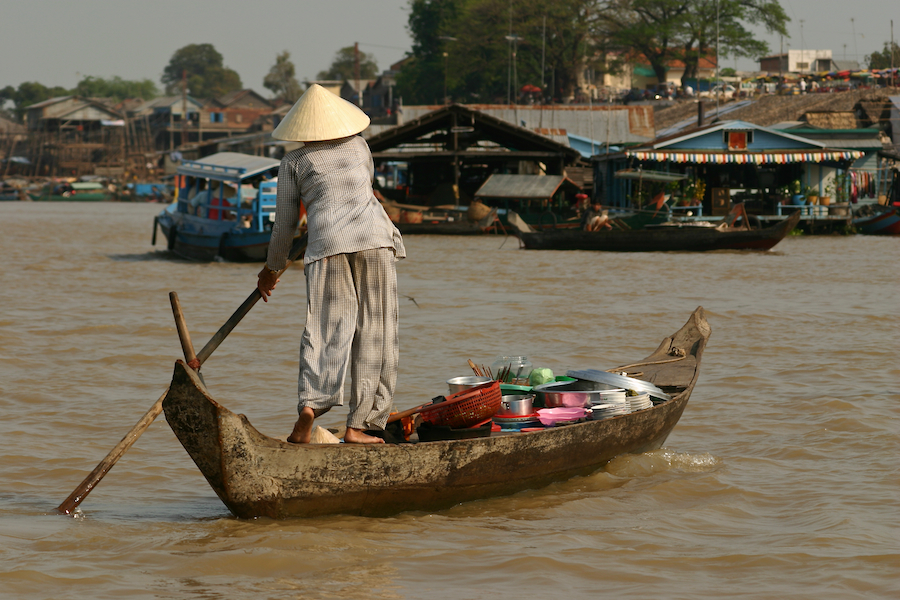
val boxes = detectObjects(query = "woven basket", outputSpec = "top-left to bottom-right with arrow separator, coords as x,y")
400,210 -> 423,224
467,201 -> 492,222
419,381 -> 502,429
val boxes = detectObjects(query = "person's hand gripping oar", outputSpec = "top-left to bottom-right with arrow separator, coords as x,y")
56,234 -> 308,515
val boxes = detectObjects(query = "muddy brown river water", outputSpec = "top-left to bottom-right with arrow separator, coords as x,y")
0,202 -> 897,599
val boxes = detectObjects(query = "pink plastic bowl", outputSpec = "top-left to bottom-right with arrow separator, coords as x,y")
537,407 -> 587,426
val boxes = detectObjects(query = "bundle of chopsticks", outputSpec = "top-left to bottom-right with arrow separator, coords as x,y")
468,359 -> 512,383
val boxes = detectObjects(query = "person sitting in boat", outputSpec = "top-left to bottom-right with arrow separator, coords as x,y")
257,84 -> 406,445
581,200 -> 611,231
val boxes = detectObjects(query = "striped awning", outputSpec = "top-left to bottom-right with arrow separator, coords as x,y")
626,150 -> 865,164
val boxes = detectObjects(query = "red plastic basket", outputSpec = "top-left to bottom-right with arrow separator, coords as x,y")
419,381 -> 502,429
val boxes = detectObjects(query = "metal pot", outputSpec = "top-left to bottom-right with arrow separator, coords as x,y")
497,394 -> 534,416
533,379 -> 620,408
447,376 -> 493,394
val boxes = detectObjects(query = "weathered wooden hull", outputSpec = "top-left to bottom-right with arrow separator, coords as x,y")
518,212 -> 800,252
154,211 -> 278,262
30,193 -> 112,202
163,309 -> 710,519
395,220 -> 490,235
853,206 -> 900,236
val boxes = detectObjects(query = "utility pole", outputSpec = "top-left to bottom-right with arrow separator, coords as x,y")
443,52 -> 449,104
799,19 -> 805,74
715,0 -> 720,114
780,34 -> 784,89
507,1 -> 513,105
541,15 -> 546,92
892,20 -> 895,87
181,69 -> 188,148
354,42 -> 361,107
438,36 -> 457,105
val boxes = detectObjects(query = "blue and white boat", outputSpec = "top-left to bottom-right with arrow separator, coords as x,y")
153,152 -> 303,262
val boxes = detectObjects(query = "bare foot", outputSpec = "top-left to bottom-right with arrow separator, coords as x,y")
343,427 -> 385,444
286,407 -> 315,443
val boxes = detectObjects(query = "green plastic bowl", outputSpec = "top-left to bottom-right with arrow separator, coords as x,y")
500,383 -> 533,396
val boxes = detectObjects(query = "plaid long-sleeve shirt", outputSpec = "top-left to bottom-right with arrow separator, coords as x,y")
266,135 -> 405,269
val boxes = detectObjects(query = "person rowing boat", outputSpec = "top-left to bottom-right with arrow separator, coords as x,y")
257,84 -> 406,445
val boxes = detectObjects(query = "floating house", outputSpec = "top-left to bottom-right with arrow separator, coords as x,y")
365,104 -> 585,206
595,120 -> 866,222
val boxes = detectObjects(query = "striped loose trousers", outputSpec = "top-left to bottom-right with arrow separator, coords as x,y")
297,247 -> 399,431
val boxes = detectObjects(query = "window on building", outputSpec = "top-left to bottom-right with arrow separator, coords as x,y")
235,114 -> 242,123
724,131 -> 753,150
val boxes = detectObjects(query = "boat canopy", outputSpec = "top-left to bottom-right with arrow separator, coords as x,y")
474,174 -> 581,200
613,169 -> 687,182
177,152 -> 281,182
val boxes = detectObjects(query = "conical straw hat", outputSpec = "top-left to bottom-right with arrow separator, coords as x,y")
272,84 -> 371,142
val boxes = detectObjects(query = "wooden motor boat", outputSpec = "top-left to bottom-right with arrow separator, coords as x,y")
153,153 -> 304,262
511,205 -> 800,252
852,204 -> 900,236
163,308 -> 710,519
30,181 -> 112,202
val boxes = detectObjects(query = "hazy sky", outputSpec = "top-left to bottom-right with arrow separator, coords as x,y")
1,0 -> 897,96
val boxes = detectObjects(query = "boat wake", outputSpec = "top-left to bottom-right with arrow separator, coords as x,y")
604,448 -> 720,477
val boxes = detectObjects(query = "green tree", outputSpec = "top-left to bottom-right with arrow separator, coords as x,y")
73,75 -> 159,102
674,0 -> 787,88
397,0 -> 601,104
161,44 -> 242,99
4,81 -> 70,118
597,0 -> 693,85
316,46 -> 379,81
866,41 -> 900,69
395,0 -> 464,104
264,51 -> 304,102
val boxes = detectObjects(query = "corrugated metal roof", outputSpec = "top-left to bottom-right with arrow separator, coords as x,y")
26,96 -> 73,110
474,174 -> 571,199
177,152 -> 280,180
398,104 -> 654,144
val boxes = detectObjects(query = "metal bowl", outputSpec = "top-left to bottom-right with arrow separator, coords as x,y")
447,376 -> 493,394
566,369 -> 671,402
497,394 -> 535,416
533,379 -> 621,408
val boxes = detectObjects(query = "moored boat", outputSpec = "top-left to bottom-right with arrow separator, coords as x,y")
30,181 -> 112,202
852,204 -> 900,236
152,152 -> 304,262
511,205 -> 800,252
162,308 -> 711,519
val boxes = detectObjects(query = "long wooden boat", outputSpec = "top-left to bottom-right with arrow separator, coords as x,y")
153,153 -> 303,262
512,206 -> 800,252
30,181 -> 112,202
162,308 -> 711,519
852,204 -> 900,236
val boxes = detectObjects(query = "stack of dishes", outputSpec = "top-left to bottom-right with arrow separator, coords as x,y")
625,393 -> 652,413
492,413 -> 542,431
589,402 -> 628,420
593,388 -> 626,405
587,388 -> 627,421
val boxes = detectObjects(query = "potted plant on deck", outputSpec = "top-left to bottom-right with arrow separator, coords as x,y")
804,185 -> 818,206
826,172 -> 850,216
790,179 -> 805,205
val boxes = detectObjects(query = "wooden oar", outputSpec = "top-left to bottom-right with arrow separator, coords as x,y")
386,400 -> 435,424
169,291 -> 199,370
56,233 -> 308,515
